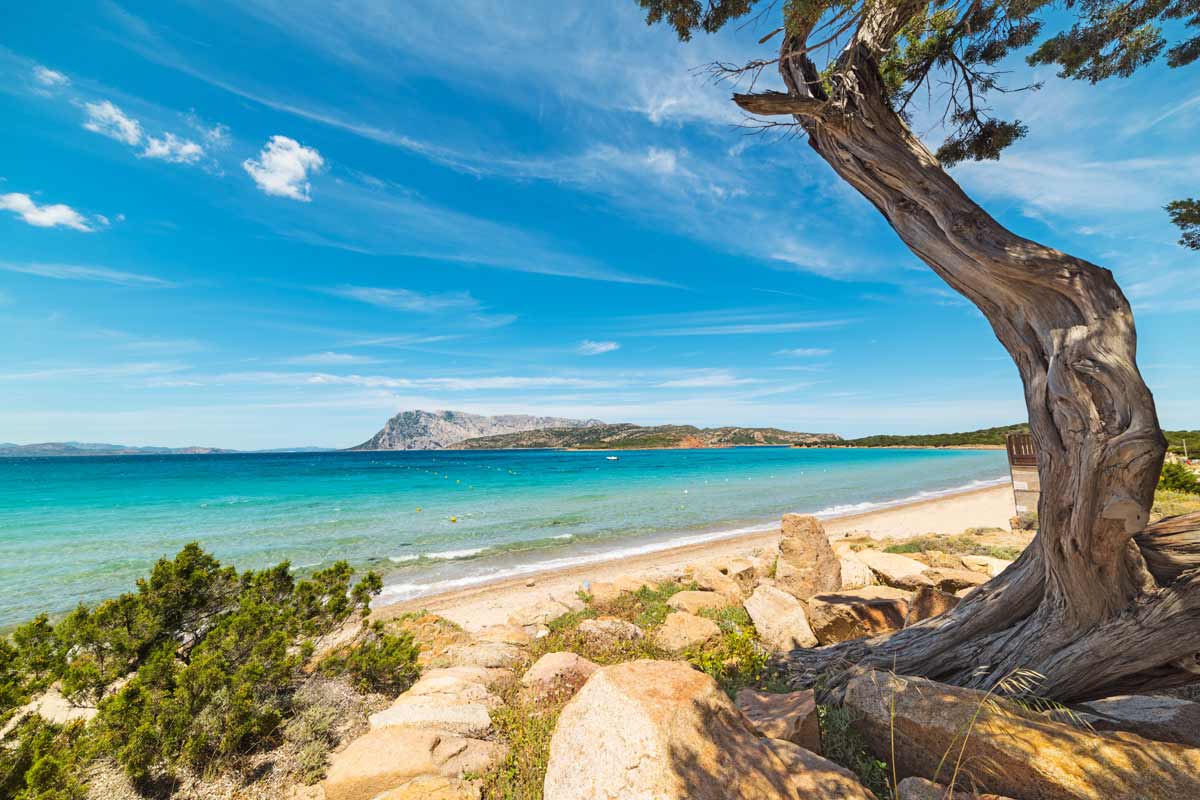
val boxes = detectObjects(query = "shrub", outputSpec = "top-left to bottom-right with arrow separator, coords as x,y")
817,705 -> 893,799
0,717 -> 87,800
319,622 -> 420,694
1160,463 -> 1200,495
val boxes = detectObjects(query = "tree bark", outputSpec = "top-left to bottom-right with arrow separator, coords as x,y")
733,16 -> 1200,703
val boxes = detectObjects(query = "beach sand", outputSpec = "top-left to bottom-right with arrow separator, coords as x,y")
375,483 -> 1015,632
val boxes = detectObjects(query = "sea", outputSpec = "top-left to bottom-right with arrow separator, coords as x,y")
0,447 -> 1008,627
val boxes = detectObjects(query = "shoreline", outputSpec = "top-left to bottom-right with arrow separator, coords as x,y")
374,482 -> 1015,631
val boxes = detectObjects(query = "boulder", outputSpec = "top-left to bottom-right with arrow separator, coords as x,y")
839,553 -> 874,590
369,694 -> 493,738
445,640 -> 523,669
807,586 -> 912,645
855,551 -> 933,590
666,590 -> 727,615
473,624 -> 531,646
720,557 -> 761,593
508,598 -> 573,627
577,616 -> 643,645
844,669 -> 1200,800
775,514 -> 841,599
915,550 -> 969,570
323,727 -> 505,800
919,567 -> 988,592
520,652 -> 599,703
734,688 -> 821,753
370,775 -> 481,800
403,673 -> 502,709
1072,694 -> 1200,747
903,586 -> 960,626
896,776 -> 1013,800
961,555 -> 1013,577
417,665 -> 512,690
587,576 -> 648,604
653,612 -> 720,652
763,738 -> 877,800
544,659 -> 860,799
742,585 -> 817,651
688,564 -> 744,601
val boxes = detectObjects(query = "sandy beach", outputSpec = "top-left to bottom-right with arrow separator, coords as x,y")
376,483 -> 1015,631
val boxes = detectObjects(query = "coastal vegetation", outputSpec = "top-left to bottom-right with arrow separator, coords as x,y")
639,0 -> 1200,702
451,423 -> 841,450
0,545 -> 413,797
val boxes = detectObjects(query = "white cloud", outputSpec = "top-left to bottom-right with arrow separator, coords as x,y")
285,351 -> 378,365
776,347 -> 832,357
0,262 -> 175,287
83,100 -> 143,145
141,132 -> 204,163
243,135 -> 324,200
656,370 -> 757,388
328,285 -> 479,313
578,340 -> 620,355
32,65 -> 69,87
0,193 -> 96,231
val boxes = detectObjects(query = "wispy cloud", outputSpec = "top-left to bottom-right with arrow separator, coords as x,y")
0,193 -> 99,232
243,135 -> 323,200
284,351 -> 380,365
83,100 -> 143,145
578,340 -> 620,355
656,370 -> 756,388
0,262 -> 175,287
776,347 -> 832,357
327,285 -> 480,313
32,64 -> 69,88
142,132 -> 204,164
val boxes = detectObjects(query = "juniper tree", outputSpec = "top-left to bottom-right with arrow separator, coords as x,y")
640,0 -> 1200,701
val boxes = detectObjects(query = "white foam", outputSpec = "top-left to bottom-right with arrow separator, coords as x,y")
424,547 -> 486,560
388,554 -> 420,563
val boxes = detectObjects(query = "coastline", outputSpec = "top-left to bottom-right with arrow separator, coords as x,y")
374,482 -> 1014,631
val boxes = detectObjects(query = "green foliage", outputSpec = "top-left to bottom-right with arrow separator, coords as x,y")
0,717 -> 87,800
1160,462 -> 1200,494
479,682 -> 561,800
0,545 -> 389,790
1153,488 -> 1200,519
882,535 -> 1022,561
844,423 -> 1028,448
283,701 -> 341,785
1165,429 -> 1200,456
1167,198 -> 1200,249
319,622 -> 421,694
635,0 -> 754,41
817,705 -> 893,800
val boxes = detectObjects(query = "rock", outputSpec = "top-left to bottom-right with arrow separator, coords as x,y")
688,564 -> 744,601
734,688 -> 821,752
508,598 -> 572,627
323,728 -> 505,800
896,776 -> 1013,800
720,557 -> 760,593
763,738 -> 877,800
919,567 -> 988,592
915,550 -> 969,570
742,585 -> 817,651
775,514 -> 841,599
370,775 -> 481,800
855,550 -> 933,590
577,616 -> 643,645
666,590 -> 727,615
520,652 -> 599,703
807,586 -> 912,644
544,659 -> 850,799
839,553 -> 874,590
903,586 -> 960,626
587,575 -> 649,604
445,641 -> 522,669
653,612 -> 720,651
549,590 -> 587,613
369,694 -> 493,738
1072,694 -> 1200,747
473,624 -> 531,646
418,665 -> 512,690
844,669 -> 1200,800
961,555 -> 1013,577
403,673 -> 502,709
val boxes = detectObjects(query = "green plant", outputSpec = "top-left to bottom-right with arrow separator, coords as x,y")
883,535 -> 1022,561
0,717 -> 88,800
592,580 -> 696,629
479,681 -> 561,800
1160,463 -> 1200,495
817,705 -> 893,800
1153,488 -> 1200,520
283,702 -> 341,784
319,622 -> 421,694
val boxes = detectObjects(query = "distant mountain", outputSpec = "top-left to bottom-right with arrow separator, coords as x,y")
838,423 -> 1029,448
450,423 -> 842,450
0,442 -> 236,457
349,410 -> 604,451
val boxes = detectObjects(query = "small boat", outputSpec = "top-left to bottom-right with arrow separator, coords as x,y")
605,455 -> 619,461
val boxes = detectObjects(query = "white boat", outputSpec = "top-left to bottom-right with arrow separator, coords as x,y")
605,456 -> 619,461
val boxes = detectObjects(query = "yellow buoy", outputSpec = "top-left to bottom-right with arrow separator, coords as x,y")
416,507 -> 422,512
450,516 -> 458,523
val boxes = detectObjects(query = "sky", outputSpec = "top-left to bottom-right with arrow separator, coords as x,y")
1,2 -> 1196,449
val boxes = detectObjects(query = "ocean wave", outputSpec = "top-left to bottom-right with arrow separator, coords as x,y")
809,477 -> 1007,518
424,547 -> 487,560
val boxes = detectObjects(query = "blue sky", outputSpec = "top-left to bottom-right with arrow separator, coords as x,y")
1,2 -> 1196,449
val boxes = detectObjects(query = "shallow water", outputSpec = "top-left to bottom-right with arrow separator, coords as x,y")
0,447 -> 1007,625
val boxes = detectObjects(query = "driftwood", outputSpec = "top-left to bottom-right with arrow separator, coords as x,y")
733,2 -> 1200,702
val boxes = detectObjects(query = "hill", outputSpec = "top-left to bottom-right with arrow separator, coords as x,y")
837,423 -> 1028,448
449,423 -> 842,450
0,442 -> 235,457
349,409 -> 603,451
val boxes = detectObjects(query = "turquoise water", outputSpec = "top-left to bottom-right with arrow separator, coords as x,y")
0,447 -> 1007,626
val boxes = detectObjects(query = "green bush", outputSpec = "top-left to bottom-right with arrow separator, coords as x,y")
319,621 -> 420,694
0,717 -> 87,800
1160,463 -> 1200,495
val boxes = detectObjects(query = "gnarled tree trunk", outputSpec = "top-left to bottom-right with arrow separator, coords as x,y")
734,6 -> 1200,703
